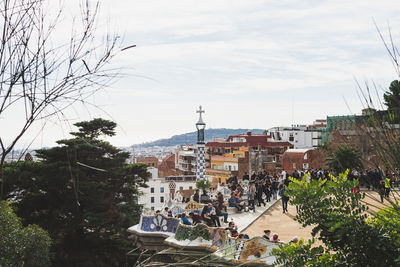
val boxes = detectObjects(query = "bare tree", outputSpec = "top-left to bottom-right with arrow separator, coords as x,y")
0,0 -> 131,198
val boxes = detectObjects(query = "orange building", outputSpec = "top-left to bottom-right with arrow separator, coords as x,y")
282,148 -> 325,173
206,131 -> 292,181
135,157 -> 159,168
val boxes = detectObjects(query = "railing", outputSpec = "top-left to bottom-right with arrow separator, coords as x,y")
177,165 -> 189,171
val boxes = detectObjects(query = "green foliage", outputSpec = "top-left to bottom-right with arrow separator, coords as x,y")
273,171 -> 400,266
384,80 -> 400,123
327,145 -> 363,173
368,204 -> 400,246
3,118 -> 150,267
272,238 -> 337,267
0,201 -> 51,267
196,179 -> 211,191
70,118 -> 117,139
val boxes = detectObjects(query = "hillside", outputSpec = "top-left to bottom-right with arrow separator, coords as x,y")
131,128 -> 265,148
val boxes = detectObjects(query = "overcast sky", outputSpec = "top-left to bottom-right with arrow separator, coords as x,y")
4,0 -> 400,149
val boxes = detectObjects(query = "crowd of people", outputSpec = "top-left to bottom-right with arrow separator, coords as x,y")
225,171 -> 292,214
155,203 -> 229,228
155,207 -> 298,244
153,167 -> 398,244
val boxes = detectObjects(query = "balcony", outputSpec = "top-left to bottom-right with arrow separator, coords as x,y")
179,151 -> 196,157
177,165 -> 189,171
178,159 -> 188,164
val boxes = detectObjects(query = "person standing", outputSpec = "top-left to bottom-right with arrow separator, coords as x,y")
193,189 -> 200,203
264,182 -> 271,202
385,176 -> 392,197
272,177 -> 279,200
256,181 -> 266,207
280,185 -> 289,213
248,181 -> 256,212
378,180 -> 385,203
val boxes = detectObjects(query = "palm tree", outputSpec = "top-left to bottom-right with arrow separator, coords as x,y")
327,145 -> 363,173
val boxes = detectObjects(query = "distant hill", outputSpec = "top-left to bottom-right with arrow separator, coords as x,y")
132,128 -> 265,148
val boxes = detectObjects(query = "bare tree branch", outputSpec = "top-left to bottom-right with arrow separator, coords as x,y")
0,0 -> 125,198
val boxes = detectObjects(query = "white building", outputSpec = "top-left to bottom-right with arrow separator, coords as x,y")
175,145 -> 197,175
147,167 -> 158,179
138,175 -> 197,211
267,120 -> 326,149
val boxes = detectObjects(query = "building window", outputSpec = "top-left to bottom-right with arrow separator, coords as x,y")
289,134 -> 294,142
179,186 -> 183,191
213,164 -> 216,169
160,196 -> 164,203
151,197 -> 155,203
150,187 -> 154,193
189,186 -> 193,189
293,163 -> 296,169
160,187 -> 164,193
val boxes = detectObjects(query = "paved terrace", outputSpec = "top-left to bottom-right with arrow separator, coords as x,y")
243,190 -> 399,244
226,198 -> 280,232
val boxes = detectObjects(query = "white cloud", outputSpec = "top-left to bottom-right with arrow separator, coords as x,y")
5,0 -> 400,148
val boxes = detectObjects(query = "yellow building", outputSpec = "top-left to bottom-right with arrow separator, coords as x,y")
207,148 -> 247,185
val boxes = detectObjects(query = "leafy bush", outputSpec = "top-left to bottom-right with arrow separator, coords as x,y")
272,171 -> 400,266
196,179 -> 211,191
0,201 -> 51,267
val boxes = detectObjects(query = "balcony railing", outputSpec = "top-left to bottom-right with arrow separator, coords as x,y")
177,165 -> 189,171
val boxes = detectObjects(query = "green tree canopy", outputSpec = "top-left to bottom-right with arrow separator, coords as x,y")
384,80 -> 400,122
196,179 -> 211,191
0,201 -> 51,267
3,118 -> 149,267
272,171 -> 400,266
70,118 -> 117,139
327,145 -> 363,173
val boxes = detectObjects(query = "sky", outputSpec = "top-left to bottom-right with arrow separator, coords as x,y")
3,0 -> 400,149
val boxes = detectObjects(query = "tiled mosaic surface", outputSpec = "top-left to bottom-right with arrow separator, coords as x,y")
140,214 -> 180,233
196,146 -> 206,181
172,223 -> 279,265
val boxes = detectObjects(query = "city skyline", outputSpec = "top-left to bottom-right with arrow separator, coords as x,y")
2,0 -> 400,150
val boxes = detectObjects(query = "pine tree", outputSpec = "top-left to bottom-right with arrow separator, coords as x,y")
6,118 -> 149,267
384,80 -> 400,123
